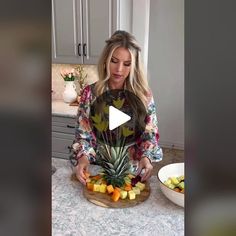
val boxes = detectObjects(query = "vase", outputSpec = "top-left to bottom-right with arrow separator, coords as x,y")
63,81 -> 77,103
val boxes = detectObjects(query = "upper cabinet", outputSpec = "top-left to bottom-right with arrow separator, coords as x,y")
52,0 -> 132,64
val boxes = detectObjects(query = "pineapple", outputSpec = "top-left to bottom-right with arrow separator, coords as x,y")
132,187 -> 141,195
99,184 -> 107,193
93,184 -> 100,192
128,190 -> 136,200
135,182 -> 146,191
120,190 -> 128,199
96,145 -> 131,188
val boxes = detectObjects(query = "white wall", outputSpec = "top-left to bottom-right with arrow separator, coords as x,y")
132,0 -> 150,71
119,0 -> 150,72
148,0 -> 184,149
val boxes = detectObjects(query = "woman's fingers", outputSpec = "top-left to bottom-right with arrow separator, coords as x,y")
137,157 -> 153,182
75,163 -> 87,185
136,165 -> 143,176
79,168 -> 87,185
75,155 -> 90,185
141,167 -> 152,182
75,168 -> 85,185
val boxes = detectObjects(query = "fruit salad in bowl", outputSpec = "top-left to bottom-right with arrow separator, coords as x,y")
157,162 -> 184,207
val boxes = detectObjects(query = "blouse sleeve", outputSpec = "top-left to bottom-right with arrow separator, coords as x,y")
71,85 -> 97,163
136,95 -> 163,162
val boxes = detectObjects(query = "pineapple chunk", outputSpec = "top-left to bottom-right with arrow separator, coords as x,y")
135,182 -> 145,191
178,181 -> 184,190
128,190 -> 136,200
124,177 -> 131,184
128,174 -> 135,179
93,184 -> 100,192
132,187 -> 141,195
99,184 -> 107,193
120,190 -> 128,199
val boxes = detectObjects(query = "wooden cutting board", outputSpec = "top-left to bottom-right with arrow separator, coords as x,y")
71,173 -> 151,208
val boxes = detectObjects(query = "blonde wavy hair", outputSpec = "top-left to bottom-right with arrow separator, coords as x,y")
94,30 -> 150,108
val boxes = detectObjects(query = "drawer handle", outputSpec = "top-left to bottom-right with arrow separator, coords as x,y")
67,125 -> 75,128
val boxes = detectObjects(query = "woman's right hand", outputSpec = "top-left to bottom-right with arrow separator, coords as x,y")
74,155 -> 90,185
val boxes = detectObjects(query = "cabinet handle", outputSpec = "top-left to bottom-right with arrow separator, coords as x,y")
78,43 -> 81,56
67,125 -> 75,128
83,43 -> 87,56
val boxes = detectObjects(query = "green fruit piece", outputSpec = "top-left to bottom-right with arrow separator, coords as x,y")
166,183 -> 175,189
135,182 -> 145,191
132,187 -> 141,195
178,181 -> 184,190
177,175 -> 184,182
165,179 -> 172,185
124,177 -> 131,184
170,177 -> 179,185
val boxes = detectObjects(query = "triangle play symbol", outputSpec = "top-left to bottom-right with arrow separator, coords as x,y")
109,106 -> 131,130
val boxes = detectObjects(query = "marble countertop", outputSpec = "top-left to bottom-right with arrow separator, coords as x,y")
52,100 -> 78,118
52,158 -> 184,236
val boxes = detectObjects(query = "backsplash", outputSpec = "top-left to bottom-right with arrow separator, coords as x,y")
52,64 -> 99,100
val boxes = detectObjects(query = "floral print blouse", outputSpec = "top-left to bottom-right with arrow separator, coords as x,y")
71,83 -> 163,165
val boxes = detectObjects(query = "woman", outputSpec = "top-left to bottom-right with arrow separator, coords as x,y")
71,30 -> 162,185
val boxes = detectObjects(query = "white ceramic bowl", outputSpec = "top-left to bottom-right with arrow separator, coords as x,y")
157,162 -> 184,207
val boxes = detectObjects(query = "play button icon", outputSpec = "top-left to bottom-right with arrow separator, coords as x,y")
89,89 -> 147,147
109,106 -> 131,130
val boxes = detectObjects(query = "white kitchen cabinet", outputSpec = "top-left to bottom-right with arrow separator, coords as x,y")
52,115 -> 76,159
52,0 -> 132,64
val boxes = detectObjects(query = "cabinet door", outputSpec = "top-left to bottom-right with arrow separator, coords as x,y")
82,0 -> 115,64
52,132 -> 74,158
52,0 -> 83,64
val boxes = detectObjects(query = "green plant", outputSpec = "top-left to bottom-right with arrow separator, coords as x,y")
60,69 -> 77,81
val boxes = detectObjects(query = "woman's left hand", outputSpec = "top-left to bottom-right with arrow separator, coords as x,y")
136,157 -> 153,182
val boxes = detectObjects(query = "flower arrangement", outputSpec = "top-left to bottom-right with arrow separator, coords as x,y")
75,65 -> 88,95
60,68 -> 77,81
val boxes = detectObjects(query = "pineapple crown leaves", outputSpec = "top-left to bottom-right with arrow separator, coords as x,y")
97,144 -> 132,188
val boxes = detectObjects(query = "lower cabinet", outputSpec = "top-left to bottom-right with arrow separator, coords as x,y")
52,115 -> 76,159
